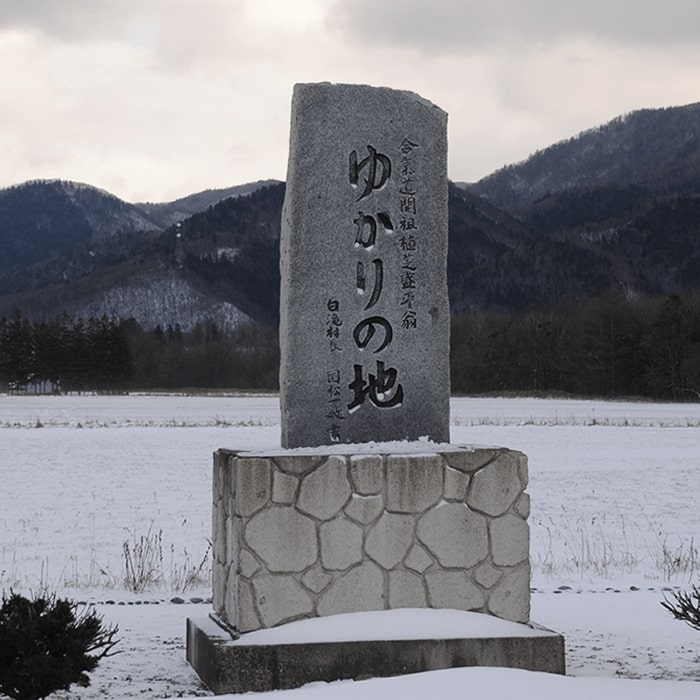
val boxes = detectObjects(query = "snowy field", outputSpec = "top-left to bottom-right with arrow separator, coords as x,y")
1,394 -> 698,698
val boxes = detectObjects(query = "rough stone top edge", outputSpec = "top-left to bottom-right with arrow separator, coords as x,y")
293,81 -> 446,116
219,442 -> 515,458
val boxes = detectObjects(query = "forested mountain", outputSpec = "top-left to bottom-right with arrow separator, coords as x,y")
3,171 -> 700,328
458,101 -> 700,303
0,178 -> 279,280
0,180 -> 161,277
2,100 -> 700,396
4,177 -> 698,327
0,183 -> 284,331
0,179 -> 282,331
0,181 -> 607,325
466,101 -> 700,210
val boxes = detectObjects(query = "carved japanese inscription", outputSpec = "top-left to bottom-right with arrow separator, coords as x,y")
280,83 -> 450,448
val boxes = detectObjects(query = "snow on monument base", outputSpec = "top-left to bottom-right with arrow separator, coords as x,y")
186,610 -> 566,694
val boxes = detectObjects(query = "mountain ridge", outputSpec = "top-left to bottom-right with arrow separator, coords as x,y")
135,179 -> 281,228
3,100 -> 700,331
465,101 -> 700,210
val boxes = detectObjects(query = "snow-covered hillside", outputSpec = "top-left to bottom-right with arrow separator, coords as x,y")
73,270 -> 250,332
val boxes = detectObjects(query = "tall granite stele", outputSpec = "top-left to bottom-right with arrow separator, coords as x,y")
280,83 -> 450,447
187,83 -> 564,694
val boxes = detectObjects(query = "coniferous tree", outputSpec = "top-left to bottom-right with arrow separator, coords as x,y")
0,591 -> 119,700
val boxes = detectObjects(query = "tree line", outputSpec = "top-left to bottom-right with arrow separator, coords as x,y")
2,287 -> 700,400
125,318 -> 279,390
0,311 -> 279,393
450,288 -> 700,401
0,312 -> 132,393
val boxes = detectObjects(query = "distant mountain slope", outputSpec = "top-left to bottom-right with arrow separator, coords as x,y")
0,179 -> 279,280
5,100 -> 700,330
467,102 -> 700,210
0,180 -> 161,277
602,194 -> 700,294
135,180 -> 281,228
76,269 -> 252,334
4,177 -> 700,329
0,183 -> 285,330
447,185 -> 613,311
0,228 -> 161,297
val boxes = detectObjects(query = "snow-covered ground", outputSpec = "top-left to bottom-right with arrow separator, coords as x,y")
1,394 -> 698,698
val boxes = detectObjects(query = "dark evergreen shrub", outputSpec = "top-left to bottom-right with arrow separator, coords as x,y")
0,592 -> 119,700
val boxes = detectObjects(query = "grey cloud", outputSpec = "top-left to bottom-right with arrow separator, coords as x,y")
0,1 -> 243,49
0,0 -> 246,73
0,0 -> 138,40
327,0 -> 700,53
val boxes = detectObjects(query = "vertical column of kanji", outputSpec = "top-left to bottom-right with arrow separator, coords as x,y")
324,299 -> 344,442
347,145 -> 404,417
397,139 -> 420,331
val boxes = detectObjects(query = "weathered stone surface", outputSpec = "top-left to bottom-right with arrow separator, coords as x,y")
514,452 -> 528,484
386,455 -> 443,513
186,615 -> 566,694
238,579 -> 260,632
272,455 -> 323,476
425,570 -> 485,611
488,563 -> 531,623
234,457 -> 272,517
318,562 -> 385,616
344,494 -> 384,525
388,570 -> 427,608
444,466 -> 469,501
365,512 -> 415,569
212,560 -> 226,612
279,82 -> 450,448
474,561 -> 503,589
225,564 -> 237,624
297,456 -> 352,520
225,515 -> 240,565
320,516 -> 364,570
212,447 -> 532,632
404,543 -> 434,573
244,508 -> 317,572
490,514 -> 529,567
239,548 -> 261,579
514,492 -> 531,519
417,503 -> 488,568
272,470 -> 299,504
301,567 -> 333,594
468,452 -> 523,517
252,575 -> 314,628
214,450 -> 233,504
349,456 -> 384,495
443,448 -> 498,474
213,503 -> 227,563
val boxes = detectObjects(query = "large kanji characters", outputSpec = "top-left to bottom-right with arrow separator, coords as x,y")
346,145 -> 404,413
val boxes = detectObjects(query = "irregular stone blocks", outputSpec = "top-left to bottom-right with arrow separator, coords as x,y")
212,445 -> 530,633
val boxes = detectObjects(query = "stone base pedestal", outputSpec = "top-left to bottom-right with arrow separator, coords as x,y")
186,610 -> 566,694
187,444 -> 567,694
211,444 -> 531,633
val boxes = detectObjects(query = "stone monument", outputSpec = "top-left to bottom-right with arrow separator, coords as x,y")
187,82 -> 564,694
280,83 -> 450,448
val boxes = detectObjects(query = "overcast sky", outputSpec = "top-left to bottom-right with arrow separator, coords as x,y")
2,0 -> 700,202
